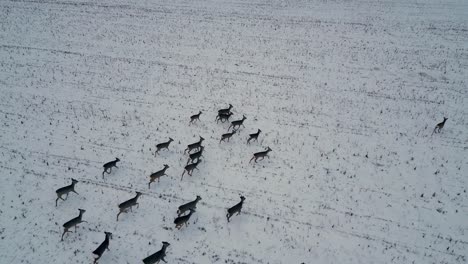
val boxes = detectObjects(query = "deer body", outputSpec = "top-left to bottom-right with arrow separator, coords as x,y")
117,192 -> 142,221
177,196 -> 202,216
433,117 -> 448,135
247,129 -> 262,144
181,159 -> 202,180
228,115 -> 246,131
227,196 -> 245,222
155,138 -> 174,154
61,209 -> 86,241
218,104 -> 233,115
216,112 -> 233,123
174,209 -> 195,229
55,179 -> 79,206
102,158 -> 120,178
220,130 -> 237,143
250,147 -> 272,163
187,146 -> 204,165
143,242 -> 170,264
93,232 -> 112,264
190,111 -> 202,124
184,136 -> 204,153
149,165 -> 169,188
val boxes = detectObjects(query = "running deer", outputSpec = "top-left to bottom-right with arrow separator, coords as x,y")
142,241 -> 170,264
228,115 -> 246,131
184,136 -> 204,154
247,129 -> 262,144
181,159 -> 202,180
102,158 -> 120,178
220,130 -> 237,143
249,147 -> 272,163
116,192 -> 142,221
227,196 -> 245,222
177,196 -> 202,216
61,209 -> 87,241
148,165 -> 169,189
55,178 -> 79,206
190,111 -> 202,124
174,209 -> 195,230
216,112 -> 233,123
187,146 -> 204,165
432,117 -> 448,135
155,138 -> 174,155
92,232 -> 112,264
218,104 -> 233,115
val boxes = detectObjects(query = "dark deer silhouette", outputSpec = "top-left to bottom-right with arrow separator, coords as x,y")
184,136 -> 204,154
220,130 -> 237,143
155,138 -> 174,155
142,242 -> 170,264
432,117 -> 448,135
116,192 -> 142,221
249,147 -> 272,163
227,196 -> 245,222
177,196 -> 202,216
61,209 -> 87,241
228,115 -> 246,131
181,159 -> 202,180
55,178 -> 79,206
218,104 -> 233,115
187,146 -> 204,165
92,232 -> 112,264
149,165 -> 169,189
102,158 -> 120,178
174,209 -> 195,230
216,112 -> 233,123
190,111 -> 202,124
247,129 -> 262,144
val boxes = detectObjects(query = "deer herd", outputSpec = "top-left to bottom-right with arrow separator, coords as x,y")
55,104 -> 449,263
54,104 -> 273,263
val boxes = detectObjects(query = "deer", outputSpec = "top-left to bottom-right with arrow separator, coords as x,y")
184,136 -> 204,154
215,112 -> 233,123
220,130 -> 237,143
432,117 -> 448,135
189,111 -> 202,124
155,138 -> 174,155
218,104 -> 233,115
181,159 -> 202,180
249,147 -> 272,163
174,209 -> 195,230
142,241 -> 170,264
247,129 -> 262,144
149,165 -> 169,189
177,196 -> 202,216
227,196 -> 245,222
55,178 -> 79,206
228,115 -> 246,131
102,158 -> 120,178
116,192 -> 142,221
187,146 -> 204,165
92,232 -> 112,264
61,209 -> 87,241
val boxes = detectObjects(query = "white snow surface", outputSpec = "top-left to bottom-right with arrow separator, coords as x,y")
0,0 -> 467,263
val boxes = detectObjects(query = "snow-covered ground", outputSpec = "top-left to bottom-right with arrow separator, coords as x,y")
0,0 -> 467,263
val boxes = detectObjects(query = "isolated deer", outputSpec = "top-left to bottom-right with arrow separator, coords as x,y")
181,159 -> 202,180
149,165 -> 169,189
142,241 -> 170,264
228,115 -> 246,131
218,104 -> 233,115
184,136 -> 204,154
227,196 -> 245,222
187,146 -> 204,165
216,112 -> 233,123
155,138 -> 174,155
116,192 -> 142,221
102,158 -> 120,178
174,209 -> 195,230
190,111 -> 202,124
92,232 -> 112,264
247,129 -> 262,144
249,147 -> 272,163
177,196 -> 202,216
432,117 -> 448,135
55,178 -> 79,206
61,209 -> 87,241
220,130 -> 237,143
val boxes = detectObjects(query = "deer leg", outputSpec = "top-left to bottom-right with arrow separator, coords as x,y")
136,203 -> 139,209
226,213 -> 231,222
249,156 -> 255,163
55,197 -> 60,207
116,211 -> 122,221
61,229 -> 68,241
148,181 -> 152,189
162,256 -> 168,263
72,190 -> 79,195
65,193 -> 69,199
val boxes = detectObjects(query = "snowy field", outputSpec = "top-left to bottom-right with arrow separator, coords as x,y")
0,0 -> 467,263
